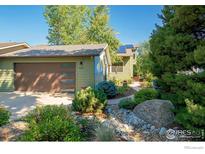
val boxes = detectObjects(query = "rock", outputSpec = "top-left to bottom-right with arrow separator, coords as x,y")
154,128 -> 160,133
142,125 -> 147,130
150,126 -> 155,131
143,131 -> 150,134
159,127 -> 167,136
133,99 -> 175,127
147,124 -> 151,129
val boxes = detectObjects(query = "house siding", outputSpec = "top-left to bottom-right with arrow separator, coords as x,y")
0,57 -> 94,92
109,56 -> 133,81
94,51 -> 108,85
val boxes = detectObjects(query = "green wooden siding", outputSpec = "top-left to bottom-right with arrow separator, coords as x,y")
0,57 -> 94,92
109,56 -> 133,81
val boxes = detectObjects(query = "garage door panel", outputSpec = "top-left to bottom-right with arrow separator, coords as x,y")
14,63 -> 76,93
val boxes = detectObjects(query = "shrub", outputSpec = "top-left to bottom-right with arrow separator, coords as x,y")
96,81 -> 117,98
134,88 -> 159,105
19,105 -> 83,141
117,83 -> 129,95
0,106 -> 10,127
95,125 -> 116,141
110,77 -> 122,86
118,98 -> 136,110
72,87 -> 107,113
117,86 -> 127,95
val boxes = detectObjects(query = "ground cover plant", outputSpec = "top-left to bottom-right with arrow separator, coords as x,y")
118,98 -> 136,110
118,88 -> 159,110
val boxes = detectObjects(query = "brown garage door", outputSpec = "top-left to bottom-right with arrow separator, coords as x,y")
14,63 -> 76,93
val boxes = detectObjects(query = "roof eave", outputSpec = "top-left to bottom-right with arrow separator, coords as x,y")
0,54 -> 100,58
0,42 -> 30,50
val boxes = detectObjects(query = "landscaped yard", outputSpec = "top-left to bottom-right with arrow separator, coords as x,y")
0,80 -> 200,141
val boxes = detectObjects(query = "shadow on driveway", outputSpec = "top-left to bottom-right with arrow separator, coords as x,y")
0,92 -> 73,121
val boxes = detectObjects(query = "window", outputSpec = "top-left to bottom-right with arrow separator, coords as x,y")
111,62 -> 123,72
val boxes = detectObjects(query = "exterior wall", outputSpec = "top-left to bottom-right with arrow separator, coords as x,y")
0,57 -> 94,92
94,51 -> 109,86
0,45 -> 28,55
109,56 -> 133,81
0,61 -> 14,91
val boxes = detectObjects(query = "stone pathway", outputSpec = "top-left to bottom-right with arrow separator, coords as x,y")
128,81 -> 141,91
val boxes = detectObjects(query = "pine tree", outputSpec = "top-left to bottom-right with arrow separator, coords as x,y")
150,6 -> 205,130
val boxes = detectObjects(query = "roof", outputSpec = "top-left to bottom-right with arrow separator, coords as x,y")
0,42 -> 30,50
117,44 -> 138,56
117,44 -> 138,53
0,44 -> 108,57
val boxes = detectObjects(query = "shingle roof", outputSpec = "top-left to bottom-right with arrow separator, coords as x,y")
0,44 -> 108,57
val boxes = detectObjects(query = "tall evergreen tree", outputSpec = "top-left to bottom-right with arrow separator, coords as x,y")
150,6 -> 205,130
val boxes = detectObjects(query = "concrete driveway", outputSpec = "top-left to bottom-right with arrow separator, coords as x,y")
0,92 -> 73,121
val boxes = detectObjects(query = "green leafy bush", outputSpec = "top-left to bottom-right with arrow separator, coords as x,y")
96,81 -> 117,98
118,98 -> 136,110
0,106 -> 10,127
72,87 -> 107,113
19,105 -> 83,141
95,125 -> 116,141
134,88 -> 159,105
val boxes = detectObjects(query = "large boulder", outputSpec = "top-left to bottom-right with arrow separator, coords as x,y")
133,99 -> 175,128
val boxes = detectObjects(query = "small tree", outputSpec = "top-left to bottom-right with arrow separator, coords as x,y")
133,41 -> 154,85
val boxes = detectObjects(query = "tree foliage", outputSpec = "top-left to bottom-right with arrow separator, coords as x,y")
44,6 -> 90,45
44,5 -> 120,62
87,6 -> 120,61
133,41 -> 155,86
150,6 -> 205,130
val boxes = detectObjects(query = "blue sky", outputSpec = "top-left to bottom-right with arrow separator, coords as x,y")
0,5 -> 163,45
